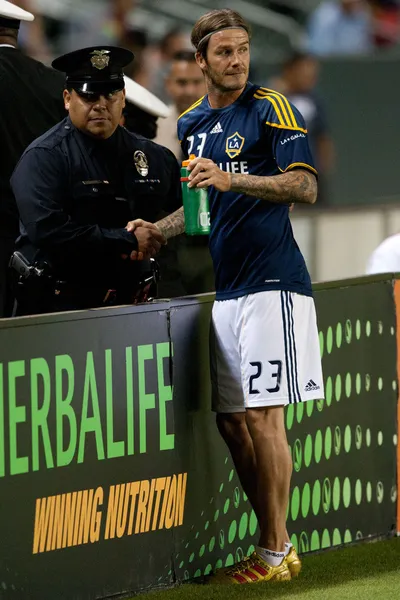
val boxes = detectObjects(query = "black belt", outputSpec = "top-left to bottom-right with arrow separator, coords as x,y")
57,258 -> 160,306
10,253 -> 160,314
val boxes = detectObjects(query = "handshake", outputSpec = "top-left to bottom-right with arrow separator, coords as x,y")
123,219 -> 166,261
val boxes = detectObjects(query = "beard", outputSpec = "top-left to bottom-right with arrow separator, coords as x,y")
205,64 -> 247,92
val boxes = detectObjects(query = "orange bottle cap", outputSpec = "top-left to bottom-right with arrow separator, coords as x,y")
182,154 -> 196,167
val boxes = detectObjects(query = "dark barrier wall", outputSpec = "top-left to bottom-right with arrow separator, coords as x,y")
0,278 -> 398,599
0,305 -> 179,599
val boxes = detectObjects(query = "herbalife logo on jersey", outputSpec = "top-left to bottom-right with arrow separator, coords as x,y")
210,122 -> 223,134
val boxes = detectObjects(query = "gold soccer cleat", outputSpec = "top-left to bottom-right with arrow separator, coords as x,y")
286,545 -> 302,577
209,552 -> 291,585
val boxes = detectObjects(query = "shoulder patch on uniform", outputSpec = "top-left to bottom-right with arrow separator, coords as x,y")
253,87 -> 307,133
178,96 -> 205,120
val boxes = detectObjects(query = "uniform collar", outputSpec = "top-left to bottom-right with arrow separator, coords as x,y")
0,44 -> 16,48
67,115 -> 122,154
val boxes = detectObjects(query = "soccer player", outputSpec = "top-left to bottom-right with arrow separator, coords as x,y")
127,8 -> 324,584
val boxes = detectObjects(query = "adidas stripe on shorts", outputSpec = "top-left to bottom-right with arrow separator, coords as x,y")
210,290 -> 324,412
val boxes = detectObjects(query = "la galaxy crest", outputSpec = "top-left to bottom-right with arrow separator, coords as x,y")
225,132 -> 245,159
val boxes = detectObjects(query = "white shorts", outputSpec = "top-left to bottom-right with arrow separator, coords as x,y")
210,290 -> 324,412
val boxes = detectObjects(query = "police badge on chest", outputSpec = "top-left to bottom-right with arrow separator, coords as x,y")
132,151 -> 160,185
134,151 -> 149,176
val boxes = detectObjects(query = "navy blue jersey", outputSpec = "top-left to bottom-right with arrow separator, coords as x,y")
177,83 -> 317,300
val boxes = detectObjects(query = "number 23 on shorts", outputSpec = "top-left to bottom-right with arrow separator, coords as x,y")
249,360 -> 282,394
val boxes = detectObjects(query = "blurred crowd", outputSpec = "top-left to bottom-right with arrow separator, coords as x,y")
15,1 -> 400,68
308,0 -> 400,55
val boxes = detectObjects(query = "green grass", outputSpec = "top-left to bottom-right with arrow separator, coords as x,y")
137,538 -> 400,600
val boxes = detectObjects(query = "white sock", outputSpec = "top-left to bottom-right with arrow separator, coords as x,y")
285,542 -> 293,556
256,545 -> 285,567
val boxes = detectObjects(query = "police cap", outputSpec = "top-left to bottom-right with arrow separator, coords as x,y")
0,0 -> 34,28
52,46 -> 134,96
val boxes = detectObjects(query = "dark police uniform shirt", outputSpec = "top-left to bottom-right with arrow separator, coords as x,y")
0,47 -> 65,237
10,117 -> 181,287
177,83 -> 317,301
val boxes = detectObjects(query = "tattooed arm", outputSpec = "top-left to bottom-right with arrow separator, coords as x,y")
154,206 -> 185,240
188,157 -> 317,205
230,169 -> 317,205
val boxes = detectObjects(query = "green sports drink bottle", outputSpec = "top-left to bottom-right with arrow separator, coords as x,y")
181,154 -> 210,235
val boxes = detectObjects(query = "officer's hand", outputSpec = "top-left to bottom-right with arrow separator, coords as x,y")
130,226 -> 166,260
188,157 -> 231,192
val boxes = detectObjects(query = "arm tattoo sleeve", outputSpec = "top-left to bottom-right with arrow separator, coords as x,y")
155,206 -> 185,239
230,169 -> 317,205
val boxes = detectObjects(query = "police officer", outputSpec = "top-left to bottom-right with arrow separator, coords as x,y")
10,45 -> 182,316
0,0 -> 65,317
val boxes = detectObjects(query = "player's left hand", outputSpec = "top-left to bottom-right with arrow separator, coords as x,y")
188,157 -> 231,192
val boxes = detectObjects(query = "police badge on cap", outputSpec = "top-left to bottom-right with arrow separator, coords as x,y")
52,45 -> 134,95
90,50 -> 110,70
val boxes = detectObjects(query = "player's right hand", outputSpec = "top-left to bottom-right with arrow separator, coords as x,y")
126,218 -> 158,234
